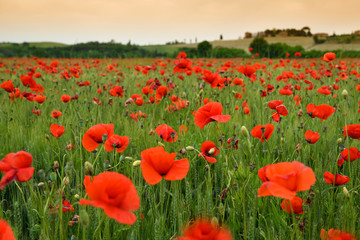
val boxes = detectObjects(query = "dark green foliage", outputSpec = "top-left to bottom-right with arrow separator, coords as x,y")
197,41 -> 213,57
249,38 -> 269,57
212,47 -> 249,58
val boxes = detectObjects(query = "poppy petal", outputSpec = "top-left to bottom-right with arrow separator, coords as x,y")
11,151 -> 33,169
258,182 -> 296,199
16,167 -> 35,182
210,115 -> 231,123
164,158 -> 189,181
141,160 -> 163,185
103,205 -> 137,225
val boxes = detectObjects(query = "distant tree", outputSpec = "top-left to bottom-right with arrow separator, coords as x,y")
301,26 -> 312,36
220,34 -> 223,40
249,37 -> 269,57
197,41 -> 212,57
244,32 -> 252,38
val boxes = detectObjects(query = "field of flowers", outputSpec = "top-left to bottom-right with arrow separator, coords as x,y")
0,52 -> 359,239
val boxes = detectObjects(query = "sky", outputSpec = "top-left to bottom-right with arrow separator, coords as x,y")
1,0 -> 360,45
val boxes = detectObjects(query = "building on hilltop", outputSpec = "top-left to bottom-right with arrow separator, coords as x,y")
314,33 -> 329,40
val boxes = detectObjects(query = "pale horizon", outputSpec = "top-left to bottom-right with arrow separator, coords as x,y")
1,0 -> 360,45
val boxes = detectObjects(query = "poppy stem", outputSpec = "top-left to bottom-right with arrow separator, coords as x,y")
14,181 -> 27,207
92,146 -> 104,170
93,212 -> 106,240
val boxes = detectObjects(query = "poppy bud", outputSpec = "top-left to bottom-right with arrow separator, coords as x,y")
241,126 -> 249,138
186,146 -> 195,151
179,148 -> 186,155
281,137 -> 284,142
343,187 -> 350,197
84,161 -> 94,176
53,161 -> 59,171
337,138 -> 343,144
149,129 -> 155,135
80,209 -> 90,227
158,142 -> 165,147
62,177 -> 70,186
108,98 -> 113,106
298,109 -> 303,117
50,172 -> 57,182
342,89 -> 348,99
198,89 -> 203,95
37,182 -> 44,187
125,156 -> 133,161
208,148 -> 216,155
66,143 -> 74,151
182,92 -> 187,98
37,169 -> 46,180
79,119 -> 84,127
211,217 -> 219,225
133,160 -> 141,167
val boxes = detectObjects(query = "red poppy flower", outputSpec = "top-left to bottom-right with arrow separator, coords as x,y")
79,172 -> 140,225
306,104 -> 335,122
82,124 -> 114,151
20,75 -> 36,88
173,58 -> 192,73
293,95 -> 301,106
279,88 -> 293,95
177,219 -> 232,240
258,161 -> 316,199
32,109 -> 41,116
0,151 -> 35,190
194,102 -> 231,129
109,86 -> 124,97
337,147 -> 359,166
140,146 -> 189,185
50,124 -> 65,137
251,124 -> 275,142
258,165 -> 269,182
343,124 -> 360,139
323,52 -> 336,62
317,86 -> 332,95
268,100 -> 283,109
61,95 -> 71,103
131,94 -> 144,106
155,124 -> 178,143
198,141 -> 219,163
51,111 -> 62,118
305,130 -> 320,144
0,80 -> 14,93
281,197 -> 305,214
57,200 -> 75,213
104,135 -> 129,153
0,219 -> 16,240
320,228 -> 356,240
34,94 -> 46,103
272,112 -> 281,123
324,172 -> 350,185
237,64 -> 256,78
179,125 -> 188,136
155,86 -> 168,100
